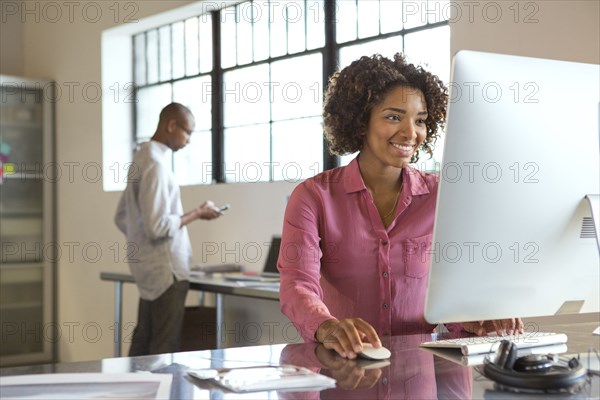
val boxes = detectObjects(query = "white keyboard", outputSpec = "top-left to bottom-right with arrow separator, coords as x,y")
420,332 -> 568,356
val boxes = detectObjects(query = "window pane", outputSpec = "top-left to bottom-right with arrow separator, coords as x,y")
336,0 -> 357,43
404,25 -> 450,164
159,26 -> 172,81
236,5 -> 253,65
403,25 -> 450,84
134,34 -> 146,85
433,131 -> 445,164
403,0 -> 427,29
380,0 -> 403,33
357,0 -> 379,39
136,84 -> 172,140
146,29 -> 159,84
270,53 -> 322,121
339,36 -> 403,68
223,64 -> 270,127
306,0 -> 325,50
270,2 -> 287,57
199,15 -> 213,73
174,130 -> 212,185
129,0 -> 450,186
428,0 -> 451,23
272,117 -> 323,181
185,17 -> 200,76
340,152 -> 358,167
224,124 -> 270,183
221,6 -> 237,68
172,22 -> 185,79
253,1 -> 269,61
173,75 -> 212,132
286,1 -> 306,54
416,142 -> 443,172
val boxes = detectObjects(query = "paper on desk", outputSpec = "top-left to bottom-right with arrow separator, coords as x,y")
191,264 -> 242,273
188,365 -> 336,393
234,280 -> 280,288
0,373 -> 172,399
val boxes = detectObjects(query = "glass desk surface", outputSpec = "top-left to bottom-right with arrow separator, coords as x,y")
1,321 -> 599,399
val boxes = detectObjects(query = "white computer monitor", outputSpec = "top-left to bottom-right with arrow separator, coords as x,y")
424,50 -> 600,324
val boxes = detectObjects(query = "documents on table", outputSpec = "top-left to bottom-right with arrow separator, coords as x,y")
191,264 -> 243,273
0,373 -> 172,400
188,364 -> 336,393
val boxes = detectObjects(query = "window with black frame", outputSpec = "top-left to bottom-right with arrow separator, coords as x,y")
132,0 -> 450,185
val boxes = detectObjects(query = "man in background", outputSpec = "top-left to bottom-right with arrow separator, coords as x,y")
115,102 -> 222,356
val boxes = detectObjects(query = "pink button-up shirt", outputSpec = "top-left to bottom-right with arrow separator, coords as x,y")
279,158 -> 440,342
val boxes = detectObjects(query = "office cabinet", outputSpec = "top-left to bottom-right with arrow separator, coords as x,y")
0,75 -> 55,366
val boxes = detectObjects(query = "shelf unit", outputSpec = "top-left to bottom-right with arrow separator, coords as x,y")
0,75 -> 56,366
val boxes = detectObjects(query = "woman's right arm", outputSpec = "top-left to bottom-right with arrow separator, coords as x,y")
278,182 -> 380,358
278,181 -> 335,342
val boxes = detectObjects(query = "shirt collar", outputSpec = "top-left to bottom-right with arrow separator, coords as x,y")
403,166 -> 431,196
147,140 -> 172,160
343,156 -> 431,196
150,139 -> 170,152
343,157 -> 367,194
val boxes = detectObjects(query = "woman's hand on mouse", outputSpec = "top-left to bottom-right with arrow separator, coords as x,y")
316,318 -> 381,359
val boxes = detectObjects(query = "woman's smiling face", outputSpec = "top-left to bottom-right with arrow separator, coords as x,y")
360,85 -> 428,169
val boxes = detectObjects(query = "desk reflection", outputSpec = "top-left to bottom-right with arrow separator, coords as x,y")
279,334 -> 472,399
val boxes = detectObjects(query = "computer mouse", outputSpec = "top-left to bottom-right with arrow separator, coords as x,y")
357,343 -> 391,360
356,359 -> 391,369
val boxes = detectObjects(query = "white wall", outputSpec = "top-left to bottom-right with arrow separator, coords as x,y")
9,0 -> 599,362
450,1 -> 599,64
0,0 -> 24,75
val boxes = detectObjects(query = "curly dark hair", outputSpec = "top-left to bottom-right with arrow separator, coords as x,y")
323,53 -> 447,162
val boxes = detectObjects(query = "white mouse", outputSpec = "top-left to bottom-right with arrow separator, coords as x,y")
357,343 -> 391,360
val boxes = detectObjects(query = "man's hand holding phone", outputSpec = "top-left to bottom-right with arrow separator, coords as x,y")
180,200 -> 226,226
196,201 -> 226,220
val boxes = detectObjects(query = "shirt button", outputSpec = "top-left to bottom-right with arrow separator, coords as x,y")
383,272 -> 388,278
383,303 -> 389,309
382,240 -> 388,245
382,377 -> 388,385
383,331 -> 389,336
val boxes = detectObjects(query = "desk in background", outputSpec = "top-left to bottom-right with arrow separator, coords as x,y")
100,272 -> 283,356
1,321 -> 598,399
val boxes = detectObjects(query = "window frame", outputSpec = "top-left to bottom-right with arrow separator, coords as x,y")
131,0 -> 450,185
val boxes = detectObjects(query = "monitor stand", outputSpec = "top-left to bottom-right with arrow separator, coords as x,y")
585,195 -> 600,335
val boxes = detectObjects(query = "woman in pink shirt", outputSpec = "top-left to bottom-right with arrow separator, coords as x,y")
278,54 -> 523,359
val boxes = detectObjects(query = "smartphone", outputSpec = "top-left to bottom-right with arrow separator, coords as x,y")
218,204 -> 230,212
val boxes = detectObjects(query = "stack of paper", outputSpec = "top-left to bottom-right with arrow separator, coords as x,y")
188,365 -> 336,393
191,264 -> 242,273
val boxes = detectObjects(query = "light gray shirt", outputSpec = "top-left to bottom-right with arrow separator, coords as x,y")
115,141 -> 192,300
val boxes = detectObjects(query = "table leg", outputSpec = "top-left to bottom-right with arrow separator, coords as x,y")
216,293 -> 223,349
114,281 -> 123,357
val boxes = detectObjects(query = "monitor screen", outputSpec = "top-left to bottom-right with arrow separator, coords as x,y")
424,51 -> 600,324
